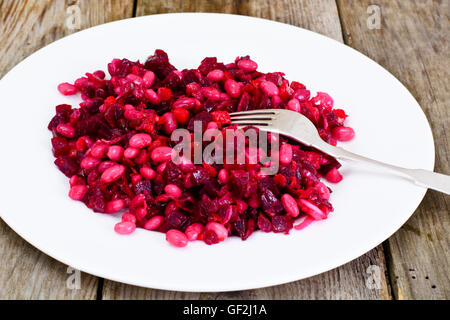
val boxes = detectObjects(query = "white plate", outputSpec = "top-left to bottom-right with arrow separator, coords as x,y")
0,13 -> 434,292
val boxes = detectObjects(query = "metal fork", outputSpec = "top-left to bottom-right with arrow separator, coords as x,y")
230,109 -> 450,195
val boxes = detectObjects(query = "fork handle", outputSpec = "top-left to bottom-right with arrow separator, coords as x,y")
322,145 -> 450,195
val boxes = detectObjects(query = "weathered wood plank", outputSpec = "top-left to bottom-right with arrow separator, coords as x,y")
136,0 -> 343,41
337,0 -> 449,300
0,0 -> 134,77
0,0 -> 133,299
102,0 -> 392,300
103,246 -> 390,300
0,222 -> 98,299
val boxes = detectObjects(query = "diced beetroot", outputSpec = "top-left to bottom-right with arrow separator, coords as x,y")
191,168 -> 211,186
134,180 -> 153,199
84,187 -> 106,213
260,189 -> 283,214
257,214 -> 272,232
232,219 -> 247,239
325,167 -> 343,183
144,49 -> 176,79
54,156 -> 79,177
230,170 -> 249,197
198,57 -> 218,76
210,111 -> 231,126
204,229 -> 220,245
187,111 -> 212,132
51,137 -> 70,157
271,215 -> 293,233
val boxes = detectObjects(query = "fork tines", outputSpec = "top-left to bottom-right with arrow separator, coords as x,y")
229,109 -> 278,126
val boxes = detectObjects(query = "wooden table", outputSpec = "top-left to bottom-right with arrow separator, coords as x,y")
0,0 -> 448,300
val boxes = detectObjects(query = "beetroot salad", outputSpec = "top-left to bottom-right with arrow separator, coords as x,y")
48,50 -> 355,247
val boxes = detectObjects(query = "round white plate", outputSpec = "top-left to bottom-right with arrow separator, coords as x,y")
0,13 -> 434,292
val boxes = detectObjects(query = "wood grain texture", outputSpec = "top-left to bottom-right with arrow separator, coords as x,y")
0,222 -> 98,299
136,0 -> 343,41
102,0 -> 392,300
103,246 -> 390,300
0,0 -> 133,299
337,0 -> 449,300
0,0 -> 134,77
